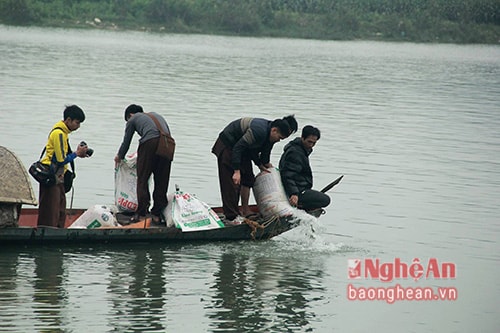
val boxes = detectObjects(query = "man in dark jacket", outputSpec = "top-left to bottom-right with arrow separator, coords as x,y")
279,125 -> 330,210
212,115 -> 297,224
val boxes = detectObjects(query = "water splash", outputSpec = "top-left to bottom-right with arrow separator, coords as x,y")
270,208 -> 348,254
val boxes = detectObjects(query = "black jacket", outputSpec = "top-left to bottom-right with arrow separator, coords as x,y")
279,137 -> 313,196
219,117 -> 274,170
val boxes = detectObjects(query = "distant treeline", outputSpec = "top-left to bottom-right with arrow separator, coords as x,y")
1,0 -> 499,43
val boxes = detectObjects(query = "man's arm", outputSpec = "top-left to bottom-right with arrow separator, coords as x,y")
259,143 -> 273,168
116,120 -> 136,160
50,130 -> 67,165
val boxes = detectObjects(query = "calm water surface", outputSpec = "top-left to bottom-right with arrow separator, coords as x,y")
0,25 -> 499,332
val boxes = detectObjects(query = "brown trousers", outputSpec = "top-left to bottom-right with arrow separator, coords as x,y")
38,183 -> 66,228
136,137 -> 172,216
211,138 -> 255,220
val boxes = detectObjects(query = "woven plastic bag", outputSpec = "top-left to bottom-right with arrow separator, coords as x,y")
171,191 -> 224,232
114,152 -> 139,213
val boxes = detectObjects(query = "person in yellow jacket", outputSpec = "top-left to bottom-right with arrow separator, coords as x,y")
38,105 -> 89,228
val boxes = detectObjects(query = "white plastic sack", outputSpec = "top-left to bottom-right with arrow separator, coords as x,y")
162,193 -> 175,227
69,205 -> 120,229
171,191 -> 224,232
114,152 -> 139,213
253,168 -> 294,218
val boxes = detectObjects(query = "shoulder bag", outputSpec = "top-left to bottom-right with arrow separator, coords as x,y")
29,157 -> 56,187
28,127 -> 75,192
147,113 -> 175,161
64,145 -> 76,193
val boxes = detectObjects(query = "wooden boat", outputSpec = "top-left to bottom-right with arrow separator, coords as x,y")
0,206 -> 323,245
0,145 -> 325,245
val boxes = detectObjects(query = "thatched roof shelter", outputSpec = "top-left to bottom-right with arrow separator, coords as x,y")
0,146 -> 37,205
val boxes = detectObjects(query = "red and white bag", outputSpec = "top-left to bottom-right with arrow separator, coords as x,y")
114,152 -> 139,213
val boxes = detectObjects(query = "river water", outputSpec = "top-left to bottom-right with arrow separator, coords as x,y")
0,25 -> 499,332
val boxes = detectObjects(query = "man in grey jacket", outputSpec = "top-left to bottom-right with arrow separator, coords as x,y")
114,104 -> 172,224
279,125 -> 330,210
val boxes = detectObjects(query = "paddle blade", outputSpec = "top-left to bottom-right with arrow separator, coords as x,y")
320,175 -> 344,193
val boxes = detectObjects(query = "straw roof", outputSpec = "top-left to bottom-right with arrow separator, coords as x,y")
0,146 -> 37,205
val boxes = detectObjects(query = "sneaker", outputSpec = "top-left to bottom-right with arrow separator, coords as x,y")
225,215 -> 245,226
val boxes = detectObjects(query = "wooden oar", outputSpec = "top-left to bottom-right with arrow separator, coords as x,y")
320,175 -> 344,193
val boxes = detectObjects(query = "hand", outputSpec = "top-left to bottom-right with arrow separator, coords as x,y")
114,155 -> 122,168
76,144 -> 88,158
232,170 -> 241,185
259,164 -> 272,173
289,195 -> 299,207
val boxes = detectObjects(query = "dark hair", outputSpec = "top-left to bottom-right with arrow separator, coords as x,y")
63,105 -> 85,122
301,125 -> 321,140
124,104 -> 144,121
283,115 -> 297,135
271,114 -> 297,137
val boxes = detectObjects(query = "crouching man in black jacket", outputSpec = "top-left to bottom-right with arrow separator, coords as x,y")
279,125 -> 330,210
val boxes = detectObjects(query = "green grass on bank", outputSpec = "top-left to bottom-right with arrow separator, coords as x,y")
1,0 -> 499,44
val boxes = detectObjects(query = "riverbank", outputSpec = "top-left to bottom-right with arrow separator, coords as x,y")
1,0 -> 499,44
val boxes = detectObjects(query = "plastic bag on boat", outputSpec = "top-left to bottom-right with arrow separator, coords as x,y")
114,152 -> 139,213
253,168 -> 294,218
170,191 -> 224,232
68,205 -> 120,229
163,193 -> 175,227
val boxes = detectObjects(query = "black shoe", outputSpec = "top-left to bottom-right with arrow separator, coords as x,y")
128,214 -> 145,224
151,214 -> 165,226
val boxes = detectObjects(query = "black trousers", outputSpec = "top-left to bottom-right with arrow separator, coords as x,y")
298,189 -> 331,210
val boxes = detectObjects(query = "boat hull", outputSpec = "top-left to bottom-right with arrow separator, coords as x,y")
0,221 -> 295,245
0,206 -> 323,245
